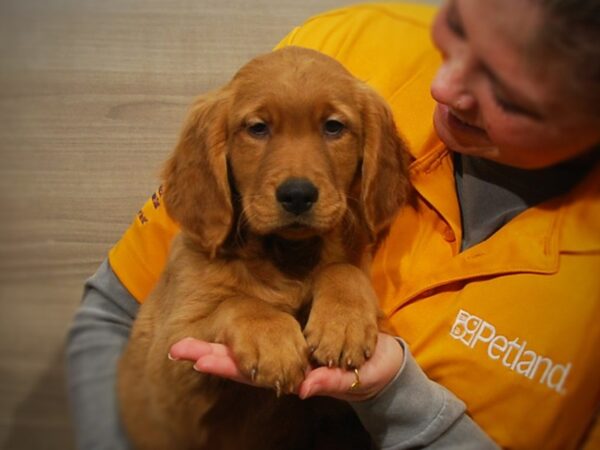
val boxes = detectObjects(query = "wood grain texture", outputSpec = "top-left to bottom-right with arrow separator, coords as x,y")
0,0 -> 440,448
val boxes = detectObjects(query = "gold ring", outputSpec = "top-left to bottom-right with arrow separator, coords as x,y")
349,368 -> 361,391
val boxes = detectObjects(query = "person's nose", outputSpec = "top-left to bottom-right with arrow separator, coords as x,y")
430,52 -> 477,111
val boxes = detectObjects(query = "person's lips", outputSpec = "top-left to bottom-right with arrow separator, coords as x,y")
446,107 -> 486,135
434,103 -> 494,148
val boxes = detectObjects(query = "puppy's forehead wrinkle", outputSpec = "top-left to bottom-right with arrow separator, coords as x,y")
233,83 -> 353,113
230,50 -> 357,115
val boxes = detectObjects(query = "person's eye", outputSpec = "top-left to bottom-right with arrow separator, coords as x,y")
446,2 -> 466,38
494,95 -> 532,116
246,121 -> 270,138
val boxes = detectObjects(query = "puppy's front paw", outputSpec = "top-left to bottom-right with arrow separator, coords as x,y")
305,264 -> 380,370
304,309 -> 378,370
226,313 -> 308,395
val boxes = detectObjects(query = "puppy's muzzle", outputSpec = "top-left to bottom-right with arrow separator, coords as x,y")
276,178 -> 319,216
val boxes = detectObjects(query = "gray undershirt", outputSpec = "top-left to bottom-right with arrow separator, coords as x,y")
454,153 -> 590,251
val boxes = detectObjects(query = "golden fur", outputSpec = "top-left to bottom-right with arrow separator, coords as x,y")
118,46 -> 410,449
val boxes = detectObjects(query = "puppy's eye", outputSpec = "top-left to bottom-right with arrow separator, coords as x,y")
323,119 -> 345,137
246,121 -> 269,138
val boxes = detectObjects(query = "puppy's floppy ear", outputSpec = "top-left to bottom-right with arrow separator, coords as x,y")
359,86 -> 410,240
162,88 -> 232,257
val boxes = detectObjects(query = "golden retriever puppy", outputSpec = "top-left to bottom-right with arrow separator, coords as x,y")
118,46 -> 410,450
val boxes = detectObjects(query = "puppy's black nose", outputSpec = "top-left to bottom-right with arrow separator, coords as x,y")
276,178 -> 319,215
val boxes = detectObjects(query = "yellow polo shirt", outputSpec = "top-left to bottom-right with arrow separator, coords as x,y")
109,4 -> 600,449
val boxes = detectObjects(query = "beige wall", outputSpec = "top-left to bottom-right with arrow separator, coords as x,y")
0,1 -> 441,448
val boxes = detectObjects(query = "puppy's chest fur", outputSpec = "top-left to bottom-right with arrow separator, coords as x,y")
178,231 -> 349,318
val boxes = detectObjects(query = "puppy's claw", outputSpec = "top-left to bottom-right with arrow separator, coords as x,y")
327,359 -> 334,368
346,358 -> 353,368
275,380 -> 282,398
364,349 -> 372,359
250,367 -> 258,382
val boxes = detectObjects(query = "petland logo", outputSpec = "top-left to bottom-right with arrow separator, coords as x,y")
450,309 -> 571,394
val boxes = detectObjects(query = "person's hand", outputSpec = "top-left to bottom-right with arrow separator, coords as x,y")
168,332 -> 404,402
298,333 -> 404,401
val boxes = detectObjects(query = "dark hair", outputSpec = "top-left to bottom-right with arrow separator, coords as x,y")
534,0 -> 600,115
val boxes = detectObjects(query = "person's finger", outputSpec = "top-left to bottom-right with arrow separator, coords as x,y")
192,354 -> 247,383
168,337 -> 230,361
300,365 -> 385,402
168,338 -> 250,385
299,366 -> 363,401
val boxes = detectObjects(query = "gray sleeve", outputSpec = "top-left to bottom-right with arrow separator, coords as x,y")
351,340 -> 499,450
65,259 -> 139,450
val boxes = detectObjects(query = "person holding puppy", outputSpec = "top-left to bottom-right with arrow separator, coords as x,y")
67,0 -> 600,448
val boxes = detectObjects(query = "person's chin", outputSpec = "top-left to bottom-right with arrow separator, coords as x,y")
433,104 -> 497,158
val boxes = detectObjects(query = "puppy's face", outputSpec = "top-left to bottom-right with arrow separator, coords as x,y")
163,47 -> 408,254
227,50 -> 364,239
